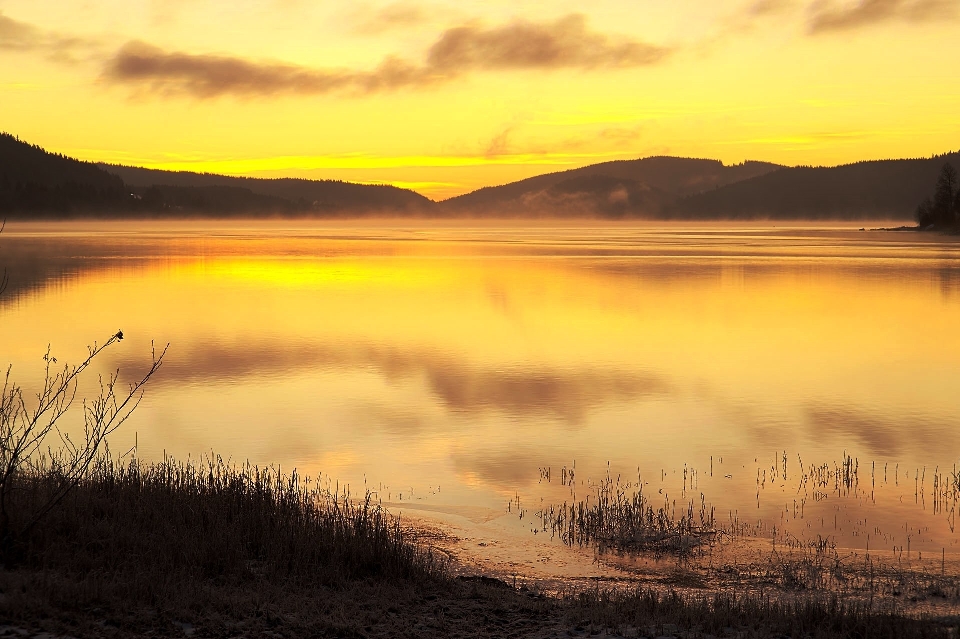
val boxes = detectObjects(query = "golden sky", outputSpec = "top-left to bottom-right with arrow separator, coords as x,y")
1,0 -> 958,199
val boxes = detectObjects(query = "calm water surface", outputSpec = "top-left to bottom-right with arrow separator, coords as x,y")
3,221 -> 959,571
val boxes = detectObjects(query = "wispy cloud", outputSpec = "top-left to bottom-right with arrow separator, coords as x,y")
148,0 -> 190,26
350,2 -> 429,34
101,14 -> 671,99
748,0 -> 798,16
598,124 -> 643,143
484,127 -> 514,158
693,0 -> 801,57
808,0 -> 958,33
485,124 -> 645,158
0,11 -> 98,62
0,12 -> 41,50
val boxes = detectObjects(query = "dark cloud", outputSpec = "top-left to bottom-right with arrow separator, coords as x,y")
808,0 -> 957,33
102,41 -> 437,98
425,14 -> 668,71
101,14 -> 670,98
0,11 -> 95,62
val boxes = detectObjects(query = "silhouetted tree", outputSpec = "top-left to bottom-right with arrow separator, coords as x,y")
932,163 -> 957,226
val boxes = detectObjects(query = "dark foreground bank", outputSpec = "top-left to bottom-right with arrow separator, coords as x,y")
1,456 -> 957,638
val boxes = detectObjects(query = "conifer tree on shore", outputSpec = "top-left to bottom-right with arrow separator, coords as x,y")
917,163 -> 958,228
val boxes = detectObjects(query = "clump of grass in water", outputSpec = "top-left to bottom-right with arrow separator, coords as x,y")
537,474 -> 719,557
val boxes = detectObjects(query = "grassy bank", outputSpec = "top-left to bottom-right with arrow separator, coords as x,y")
1,455 -> 958,638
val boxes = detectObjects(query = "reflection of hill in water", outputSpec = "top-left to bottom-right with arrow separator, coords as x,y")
0,237 -> 115,304
5,228 -> 960,306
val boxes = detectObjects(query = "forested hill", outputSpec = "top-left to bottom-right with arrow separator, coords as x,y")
440,157 -> 783,217
3,131 -> 958,219
101,164 -> 434,214
669,154 -> 960,220
0,133 -> 132,214
0,133 -> 433,217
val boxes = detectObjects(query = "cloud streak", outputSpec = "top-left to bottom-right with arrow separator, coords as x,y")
748,0 -> 797,16
101,14 -> 670,98
425,14 -> 667,71
350,2 -> 429,34
103,41 -> 438,98
0,12 -> 42,50
808,0 -> 957,33
0,11 -> 97,62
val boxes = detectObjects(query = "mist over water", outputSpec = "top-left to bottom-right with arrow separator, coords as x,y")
2,220 -> 959,568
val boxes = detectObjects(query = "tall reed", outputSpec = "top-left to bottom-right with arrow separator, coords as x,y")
7,453 -> 445,586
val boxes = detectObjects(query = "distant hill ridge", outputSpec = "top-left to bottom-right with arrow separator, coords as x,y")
1,131 -> 957,219
441,156 -> 782,217
0,133 -> 431,217
102,164 -> 433,214
0,133 -> 129,214
671,153 -> 960,219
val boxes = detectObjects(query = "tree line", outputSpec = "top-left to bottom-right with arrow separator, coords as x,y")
0,133 -> 432,217
916,163 -> 960,229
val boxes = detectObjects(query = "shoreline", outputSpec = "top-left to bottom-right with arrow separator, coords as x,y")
4,455 -> 959,638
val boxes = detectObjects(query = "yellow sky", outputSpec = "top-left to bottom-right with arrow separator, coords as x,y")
1,0 -> 959,199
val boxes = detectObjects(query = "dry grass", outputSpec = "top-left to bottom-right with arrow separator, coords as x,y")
2,454 -> 959,638
4,454 -> 445,583
536,474 -> 718,558
1,454 -> 553,638
563,586 -> 957,639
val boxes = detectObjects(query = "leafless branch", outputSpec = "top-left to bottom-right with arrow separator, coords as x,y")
0,333 -> 167,541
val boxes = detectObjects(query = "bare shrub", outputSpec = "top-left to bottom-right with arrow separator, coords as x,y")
0,332 -> 165,551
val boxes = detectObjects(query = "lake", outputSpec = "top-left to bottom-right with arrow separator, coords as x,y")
3,220 -> 959,579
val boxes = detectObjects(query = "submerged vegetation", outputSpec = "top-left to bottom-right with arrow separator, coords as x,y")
536,469 -> 718,557
525,453 -> 960,628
